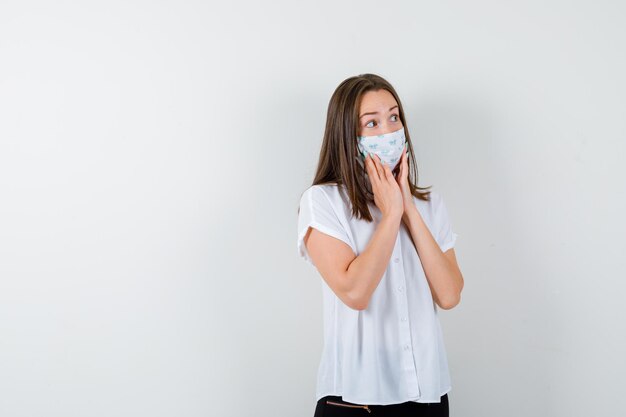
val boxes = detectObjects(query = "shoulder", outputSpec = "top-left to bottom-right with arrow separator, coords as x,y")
412,189 -> 442,210
298,183 -> 353,223
300,183 -> 343,205
412,190 -> 453,225
428,190 -> 444,207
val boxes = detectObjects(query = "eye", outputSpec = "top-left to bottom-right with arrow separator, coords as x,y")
364,113 -> 399,128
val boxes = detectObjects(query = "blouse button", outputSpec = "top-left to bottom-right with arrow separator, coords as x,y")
404,345 -> 410,351
394,257 -> 400,263
397,286 -> 404,292
401,317 -> 407,322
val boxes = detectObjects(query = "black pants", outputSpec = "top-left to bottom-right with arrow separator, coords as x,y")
314,393 -> 449,417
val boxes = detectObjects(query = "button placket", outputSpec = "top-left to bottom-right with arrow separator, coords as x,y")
393,233 -> 420,398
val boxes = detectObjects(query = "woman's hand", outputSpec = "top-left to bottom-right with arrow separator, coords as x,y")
393,144 -> 416,214
365,153 -> 404,221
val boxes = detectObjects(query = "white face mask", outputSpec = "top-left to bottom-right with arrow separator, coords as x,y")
357,127 -> 407,171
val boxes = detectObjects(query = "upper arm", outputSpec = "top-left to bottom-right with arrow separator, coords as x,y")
297,186 -> 361,309
433,192 -> 459,253
443,247 -> 464,292
303,227 -> 359,308
435,193 -> 464,303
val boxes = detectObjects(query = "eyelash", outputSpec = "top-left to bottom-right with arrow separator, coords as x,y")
365,113 -> 399,128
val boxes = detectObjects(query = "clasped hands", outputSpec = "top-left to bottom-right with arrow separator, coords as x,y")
364,144 -> 416,221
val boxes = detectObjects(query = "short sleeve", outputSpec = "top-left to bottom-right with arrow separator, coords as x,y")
297,186 -> 354,267
433,192 -> 459,253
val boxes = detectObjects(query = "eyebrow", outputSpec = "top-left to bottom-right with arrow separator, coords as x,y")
359,105 -> 399,119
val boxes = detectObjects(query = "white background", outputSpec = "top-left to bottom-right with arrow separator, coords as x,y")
1,1 -> 625,416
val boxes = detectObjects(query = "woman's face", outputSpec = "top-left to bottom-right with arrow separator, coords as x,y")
358,89 -> 403,137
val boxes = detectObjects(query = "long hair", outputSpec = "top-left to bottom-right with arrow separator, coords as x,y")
308,73 -> 432,222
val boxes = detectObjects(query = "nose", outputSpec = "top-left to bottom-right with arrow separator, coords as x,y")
382,124 -> 402,135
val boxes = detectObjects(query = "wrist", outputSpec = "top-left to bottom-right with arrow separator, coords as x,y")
402,204 -> 418,223
382,210 -> 403,225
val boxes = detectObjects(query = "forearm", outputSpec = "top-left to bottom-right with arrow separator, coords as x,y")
402,206 -> 462,308
344,214 -> 401,309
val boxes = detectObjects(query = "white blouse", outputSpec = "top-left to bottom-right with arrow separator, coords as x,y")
296,183 -> 459,405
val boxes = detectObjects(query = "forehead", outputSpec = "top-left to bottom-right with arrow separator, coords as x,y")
359,89 -> 398,113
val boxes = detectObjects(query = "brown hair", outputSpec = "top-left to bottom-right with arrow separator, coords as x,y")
306,73 -> 432,222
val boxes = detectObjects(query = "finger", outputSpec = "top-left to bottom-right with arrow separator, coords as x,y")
373,154 -> 385,179
367,153 -> 380,180
383,158 -> 396,183
401,145 -> 407,170
365,154 -> 381,190
365,154 -> 379,182
400,145 -> 408,174
383,161 -> 394,182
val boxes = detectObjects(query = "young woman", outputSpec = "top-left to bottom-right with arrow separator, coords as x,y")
297,73 -> 464,416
